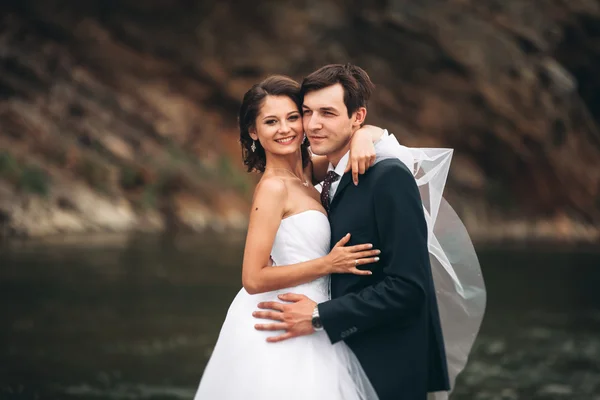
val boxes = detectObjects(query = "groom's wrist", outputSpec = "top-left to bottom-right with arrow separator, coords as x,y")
311,306 -> 324,331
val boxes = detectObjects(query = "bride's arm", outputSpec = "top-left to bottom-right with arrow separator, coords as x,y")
242,178 -> 378,295
309,125 -> 385,184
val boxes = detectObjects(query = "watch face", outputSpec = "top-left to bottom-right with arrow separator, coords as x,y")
312,317 -> 322,329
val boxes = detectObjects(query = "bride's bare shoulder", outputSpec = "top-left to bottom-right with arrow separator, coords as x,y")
252,175 -> 288,202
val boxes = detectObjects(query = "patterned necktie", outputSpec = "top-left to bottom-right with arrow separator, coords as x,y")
321,170 -> 340,213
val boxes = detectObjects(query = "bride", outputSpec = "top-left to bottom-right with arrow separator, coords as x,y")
195,75 -> 385,399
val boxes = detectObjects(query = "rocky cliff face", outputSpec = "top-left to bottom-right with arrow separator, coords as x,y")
1,0 -> 599,242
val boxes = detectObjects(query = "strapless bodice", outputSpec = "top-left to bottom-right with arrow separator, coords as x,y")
268,209 -> 331,300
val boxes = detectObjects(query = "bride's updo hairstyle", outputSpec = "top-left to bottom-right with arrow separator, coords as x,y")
239,75 -> 310,173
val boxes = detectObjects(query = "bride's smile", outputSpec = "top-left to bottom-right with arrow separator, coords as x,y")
274,135 -> 297,145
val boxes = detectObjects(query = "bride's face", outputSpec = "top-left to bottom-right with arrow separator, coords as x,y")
249,95 -> 303,158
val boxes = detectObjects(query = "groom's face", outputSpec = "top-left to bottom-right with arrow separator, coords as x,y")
302,84 -> 354,159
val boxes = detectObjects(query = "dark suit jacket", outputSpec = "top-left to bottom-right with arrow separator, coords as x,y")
318,158 -> 450,400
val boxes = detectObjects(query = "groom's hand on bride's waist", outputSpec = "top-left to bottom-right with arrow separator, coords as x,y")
253,293 -> 317,343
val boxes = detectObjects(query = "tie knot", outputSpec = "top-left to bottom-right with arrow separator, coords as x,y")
324,170 -> 340,184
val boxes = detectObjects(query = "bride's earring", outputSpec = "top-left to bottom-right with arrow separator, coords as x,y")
303,133 -> 307,143
251,140 -> 256,152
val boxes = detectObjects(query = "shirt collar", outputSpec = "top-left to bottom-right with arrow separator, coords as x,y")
327,150 -> 350,177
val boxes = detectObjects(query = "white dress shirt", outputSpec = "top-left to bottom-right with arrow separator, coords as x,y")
325,129 -> 414,202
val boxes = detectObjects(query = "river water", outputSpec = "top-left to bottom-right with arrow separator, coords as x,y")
1,233 -> 599,400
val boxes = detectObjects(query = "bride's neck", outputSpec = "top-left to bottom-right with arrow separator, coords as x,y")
264,152 -> 304,176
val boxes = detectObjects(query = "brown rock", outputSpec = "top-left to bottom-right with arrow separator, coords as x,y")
1,0 -> 599,241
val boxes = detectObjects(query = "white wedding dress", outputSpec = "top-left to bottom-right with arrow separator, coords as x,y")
194,209 -> 379,400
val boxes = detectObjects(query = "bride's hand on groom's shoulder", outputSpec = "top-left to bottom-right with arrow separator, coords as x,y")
326,233 -> 380,276
347,127 -> 378,186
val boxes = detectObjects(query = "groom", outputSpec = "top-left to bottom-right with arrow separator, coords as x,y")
253,64 -> 450,400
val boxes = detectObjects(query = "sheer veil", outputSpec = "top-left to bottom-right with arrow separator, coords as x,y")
376,135 -> 487,399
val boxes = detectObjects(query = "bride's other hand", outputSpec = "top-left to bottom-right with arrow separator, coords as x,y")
346,125 -> 383,185
325,233 -> 379,276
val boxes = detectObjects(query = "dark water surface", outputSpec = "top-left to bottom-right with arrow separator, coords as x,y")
1,234 -> 599,400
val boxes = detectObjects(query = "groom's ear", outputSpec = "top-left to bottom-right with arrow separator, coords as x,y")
352,107 -> 367,128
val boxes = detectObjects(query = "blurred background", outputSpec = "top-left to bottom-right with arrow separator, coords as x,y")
1,0 -> 599,399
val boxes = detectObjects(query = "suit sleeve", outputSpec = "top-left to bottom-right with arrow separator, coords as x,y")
318,161 -> 429,344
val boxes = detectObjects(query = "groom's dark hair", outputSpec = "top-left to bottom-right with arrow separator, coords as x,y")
300,63 -> 375,118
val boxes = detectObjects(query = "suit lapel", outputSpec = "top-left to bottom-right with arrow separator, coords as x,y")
330,172 -> 352,210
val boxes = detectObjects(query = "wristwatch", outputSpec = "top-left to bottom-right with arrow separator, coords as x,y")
311,306 -> 324,331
